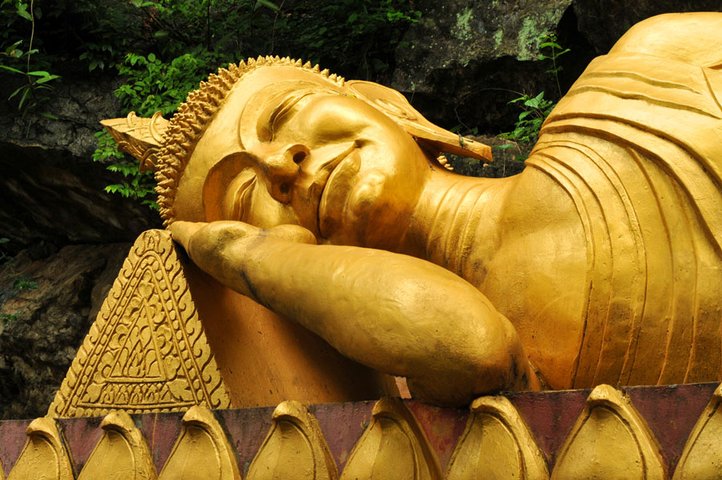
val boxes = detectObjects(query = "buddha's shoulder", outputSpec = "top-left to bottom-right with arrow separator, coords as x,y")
500,166 -> 585,237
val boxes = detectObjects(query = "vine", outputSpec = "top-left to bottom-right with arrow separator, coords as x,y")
0,0 -> 60,113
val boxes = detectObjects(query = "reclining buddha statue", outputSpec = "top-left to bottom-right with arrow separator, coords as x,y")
100,13 -> 722,407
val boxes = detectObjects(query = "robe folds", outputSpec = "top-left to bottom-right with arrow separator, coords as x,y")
528,52 -> 722,387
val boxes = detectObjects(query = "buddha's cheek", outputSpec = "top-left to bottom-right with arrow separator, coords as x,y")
343,171 -> 413,249
344,172 -> 385,231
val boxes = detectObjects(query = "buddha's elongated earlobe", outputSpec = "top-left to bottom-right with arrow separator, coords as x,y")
346,80 -> 493,162
100,111 -> 169,172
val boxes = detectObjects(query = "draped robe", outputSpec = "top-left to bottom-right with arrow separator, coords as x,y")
527,52 -> 722,387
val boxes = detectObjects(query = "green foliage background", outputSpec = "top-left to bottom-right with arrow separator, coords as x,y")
1,1 -> 566,207
1,0 -> 421,207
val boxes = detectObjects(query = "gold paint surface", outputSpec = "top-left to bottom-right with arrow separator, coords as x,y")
100,112 -> 168,172
247,401 -> 337,480
673,383 -> 722,479
100,13 -> 722,405
447,396 -> 548,480
7,417 -> 73,480
48,229 -> 231,417
182,259 -> 396,407
78,411 -> 156,480
551,385 -> 665,480
158,406 -> 241,480
339,398 -> 441,480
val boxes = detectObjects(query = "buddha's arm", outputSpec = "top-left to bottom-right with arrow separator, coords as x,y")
170,220 -> 536,405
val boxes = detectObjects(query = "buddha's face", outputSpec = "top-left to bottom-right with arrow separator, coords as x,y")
175,66 -> 429,248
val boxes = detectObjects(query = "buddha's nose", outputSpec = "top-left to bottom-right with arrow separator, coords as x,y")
252,143 -> 309,204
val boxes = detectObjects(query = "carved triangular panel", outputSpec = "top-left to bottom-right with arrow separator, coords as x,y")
48,229 -> 231,417
106,302 -> 166,382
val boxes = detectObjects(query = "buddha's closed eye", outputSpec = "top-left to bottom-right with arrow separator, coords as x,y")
256,88 -> 324,142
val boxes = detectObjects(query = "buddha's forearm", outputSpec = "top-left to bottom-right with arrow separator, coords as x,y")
173,221 -> 535,405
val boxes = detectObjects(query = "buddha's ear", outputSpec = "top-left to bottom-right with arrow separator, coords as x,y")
100,112 -> 169,172
346,80 -> 492,162
202,151 -> 250,222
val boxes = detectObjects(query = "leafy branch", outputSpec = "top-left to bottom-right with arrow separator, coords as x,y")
0,0 -> 60,111
499,91 -> 555,145
537,32 -> 570,98
498,33 -> 569,162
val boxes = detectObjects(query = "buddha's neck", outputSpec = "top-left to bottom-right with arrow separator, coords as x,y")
400,170 -> 517,286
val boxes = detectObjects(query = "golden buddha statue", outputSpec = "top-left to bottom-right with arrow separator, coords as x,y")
102,12 -> 722,407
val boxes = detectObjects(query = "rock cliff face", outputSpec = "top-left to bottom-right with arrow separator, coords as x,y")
391,0 -> 580,129
573,0 -> 722,54
0,77 -> 159,254
390,0 -> 722,130
0,78 -> 157,418
0,1 -> 719,418
0,243 -> 129,419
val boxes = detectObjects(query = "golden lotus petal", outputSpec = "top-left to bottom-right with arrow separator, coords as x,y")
159,406 -> 241,480
340,398 -> 441,480
246,400 -> 336,480
7,417 -> 73,480
673,383 -> 722,479
551,384 -> 665,480
447,395 -> 548,479
77,410 -> 156,480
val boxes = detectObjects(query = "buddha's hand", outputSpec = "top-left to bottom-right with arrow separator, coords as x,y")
169,220 -> 317,298
170,219 -> 536,406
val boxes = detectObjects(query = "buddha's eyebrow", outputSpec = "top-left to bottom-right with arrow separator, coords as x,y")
267,90 -> 316,138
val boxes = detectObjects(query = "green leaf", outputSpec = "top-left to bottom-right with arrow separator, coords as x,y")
4,39 -> 23,54
17,87 -> 31,109
15,3 -> 32,21
524,97 -> 539,109
539,41 -> 561,50
35,74 -> 60,84
254,0 -> 279,11
130,0 -> 157,7
8,84 -> 25,100
0,65 -> 25,75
